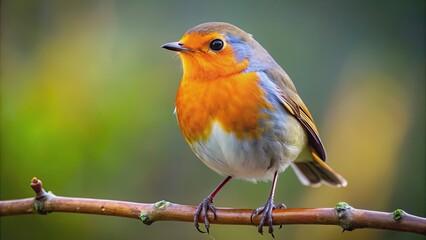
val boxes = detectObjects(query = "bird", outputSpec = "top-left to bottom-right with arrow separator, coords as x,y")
162,22 -> 347,237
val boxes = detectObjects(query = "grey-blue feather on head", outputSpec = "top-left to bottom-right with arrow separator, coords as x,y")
224,33 -> 278,73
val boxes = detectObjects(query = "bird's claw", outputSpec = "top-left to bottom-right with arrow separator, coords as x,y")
194,197 -> 216,234
250,198 -> 286,238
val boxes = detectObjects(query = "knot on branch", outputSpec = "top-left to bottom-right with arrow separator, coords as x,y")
140,200 -> 170,225
139,212 -> 150,224
336,202 -> 354,232
31,177 -> 55,215
393,209 -> 405,222
154,200 -> 169,210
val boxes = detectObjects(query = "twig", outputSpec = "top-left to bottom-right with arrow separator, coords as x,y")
0,177 -> 425,235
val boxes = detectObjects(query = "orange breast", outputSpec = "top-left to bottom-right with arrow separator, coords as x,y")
175,72 -> 273,143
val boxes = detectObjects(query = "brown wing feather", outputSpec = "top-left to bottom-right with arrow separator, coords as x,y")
280,94 -> 327,161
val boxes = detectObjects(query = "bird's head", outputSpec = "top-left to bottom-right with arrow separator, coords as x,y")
162,22 -> 277,80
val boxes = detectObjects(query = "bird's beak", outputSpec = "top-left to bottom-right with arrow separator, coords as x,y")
161,42 -> 189,52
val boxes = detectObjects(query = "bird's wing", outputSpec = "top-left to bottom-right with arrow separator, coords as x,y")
265,67 -> 327,161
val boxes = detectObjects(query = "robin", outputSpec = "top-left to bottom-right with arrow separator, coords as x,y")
162,22 -> 347,237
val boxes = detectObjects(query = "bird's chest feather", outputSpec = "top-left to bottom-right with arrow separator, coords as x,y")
175,72 -> 273,143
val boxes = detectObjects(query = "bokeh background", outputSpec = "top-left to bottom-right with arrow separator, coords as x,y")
1,1 -> 424,239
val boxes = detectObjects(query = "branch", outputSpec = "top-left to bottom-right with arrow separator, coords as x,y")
0,178 -> 425,235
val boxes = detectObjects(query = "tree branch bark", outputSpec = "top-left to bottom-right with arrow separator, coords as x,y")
0,178 -> 425,235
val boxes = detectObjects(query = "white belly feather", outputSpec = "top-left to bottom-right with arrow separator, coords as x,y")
190,112 -> 308,182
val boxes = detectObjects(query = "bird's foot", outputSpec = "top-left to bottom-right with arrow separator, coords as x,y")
250,198 -> 286,238
194,197 -> 217,234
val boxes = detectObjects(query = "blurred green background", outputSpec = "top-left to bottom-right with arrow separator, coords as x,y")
1,1 -> 424,239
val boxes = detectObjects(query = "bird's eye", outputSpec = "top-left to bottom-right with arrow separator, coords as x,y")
209,39 -> 224,51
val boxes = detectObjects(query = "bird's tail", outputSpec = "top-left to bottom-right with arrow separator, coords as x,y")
291,151 -> 347,187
